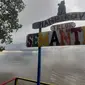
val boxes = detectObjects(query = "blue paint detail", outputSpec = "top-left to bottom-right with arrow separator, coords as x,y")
37,47 -> 41,85
37,28 -> 42,85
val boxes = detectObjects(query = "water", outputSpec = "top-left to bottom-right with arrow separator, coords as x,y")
0,51 -> 38,84
1,46 -> 85,85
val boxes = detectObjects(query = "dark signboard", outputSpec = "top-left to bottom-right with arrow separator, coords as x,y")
32,12 -> 85,29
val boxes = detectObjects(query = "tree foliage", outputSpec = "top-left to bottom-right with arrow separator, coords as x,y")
0,46 -> 5,51
0,0 -> 25,45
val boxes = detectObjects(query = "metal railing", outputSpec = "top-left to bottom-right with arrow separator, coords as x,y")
0,77 -> 52,85
0,78 -> 16,85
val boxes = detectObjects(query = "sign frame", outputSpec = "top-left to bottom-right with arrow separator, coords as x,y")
26,26 -> 85,47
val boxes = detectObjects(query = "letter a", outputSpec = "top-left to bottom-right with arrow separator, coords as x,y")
50,31 -> 60,46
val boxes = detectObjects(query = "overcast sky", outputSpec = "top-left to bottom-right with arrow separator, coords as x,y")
5,0 -> 85,50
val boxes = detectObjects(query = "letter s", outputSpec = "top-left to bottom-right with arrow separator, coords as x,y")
26,34 -> 33,47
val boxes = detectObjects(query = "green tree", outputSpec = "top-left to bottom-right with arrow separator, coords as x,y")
0,46 -> 5,51
0,0 -> 25,51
